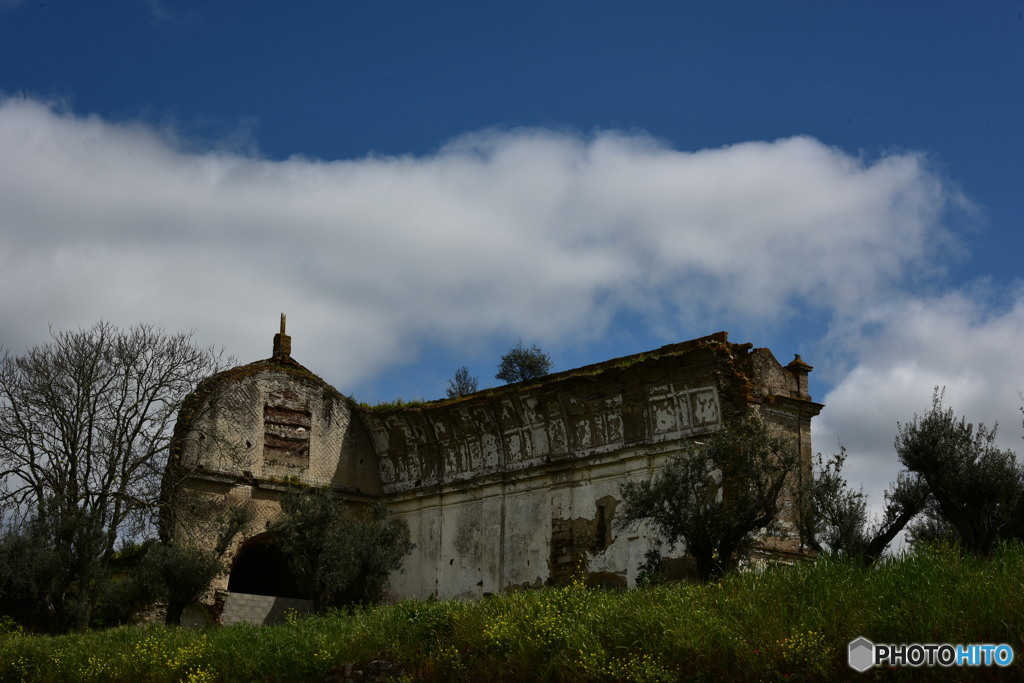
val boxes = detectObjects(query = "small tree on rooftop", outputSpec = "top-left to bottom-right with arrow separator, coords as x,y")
445,366 -> 478,398
495,339 -> 552,384
617,417 -> 801,581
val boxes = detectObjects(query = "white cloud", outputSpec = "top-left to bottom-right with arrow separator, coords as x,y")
0,98 -> 967,390
814,284 -> 1024,524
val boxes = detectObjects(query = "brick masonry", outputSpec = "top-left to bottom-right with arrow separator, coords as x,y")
220,592 -> 313,626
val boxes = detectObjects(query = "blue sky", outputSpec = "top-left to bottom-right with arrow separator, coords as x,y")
1,1 -> 1022,518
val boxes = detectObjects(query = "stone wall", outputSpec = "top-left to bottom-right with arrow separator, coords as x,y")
220,592 -> 313,626
173,359 -> 379,494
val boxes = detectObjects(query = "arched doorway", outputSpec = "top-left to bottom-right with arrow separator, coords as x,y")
227,534 -> 306,599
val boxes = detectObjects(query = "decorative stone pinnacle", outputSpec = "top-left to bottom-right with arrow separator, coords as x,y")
273,313 -> 292,358
787,354 -> 813,372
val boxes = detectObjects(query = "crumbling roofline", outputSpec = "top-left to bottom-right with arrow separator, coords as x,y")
365,331 -> 756,414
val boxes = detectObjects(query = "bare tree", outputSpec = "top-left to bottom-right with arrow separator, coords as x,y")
0,321 -> 228,631
445,366 -> 478,398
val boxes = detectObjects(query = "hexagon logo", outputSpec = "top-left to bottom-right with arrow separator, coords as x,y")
848,637 -> 875,672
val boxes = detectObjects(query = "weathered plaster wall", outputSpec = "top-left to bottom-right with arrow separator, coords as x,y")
360,334 -> 821,599
361,338 -> 735,599
363,344 -> 732,492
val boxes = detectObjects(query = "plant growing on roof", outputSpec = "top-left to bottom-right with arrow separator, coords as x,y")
445,366 -> 478,398
495,339 -> 552,384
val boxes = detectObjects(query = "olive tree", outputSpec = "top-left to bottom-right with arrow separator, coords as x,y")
896,390 -> 1024,555
0,321 -> 228,631
618,417 -> 801,581
796,447 -> 928,565
269,488 -> 414,612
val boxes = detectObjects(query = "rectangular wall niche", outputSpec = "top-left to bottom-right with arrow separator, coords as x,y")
263,390 -> 312,469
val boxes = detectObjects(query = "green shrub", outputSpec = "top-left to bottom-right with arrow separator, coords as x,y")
2,543 -> 1022,681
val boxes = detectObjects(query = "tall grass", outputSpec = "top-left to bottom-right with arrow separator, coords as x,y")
2,543 -> 1022,681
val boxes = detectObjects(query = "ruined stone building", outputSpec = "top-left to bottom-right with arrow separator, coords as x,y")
165,323 -> 822,623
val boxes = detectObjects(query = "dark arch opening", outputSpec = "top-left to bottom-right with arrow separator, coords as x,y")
227,534 -> 306,599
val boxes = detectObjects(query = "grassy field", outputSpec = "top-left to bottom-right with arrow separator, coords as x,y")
2,543 -> 1022,682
